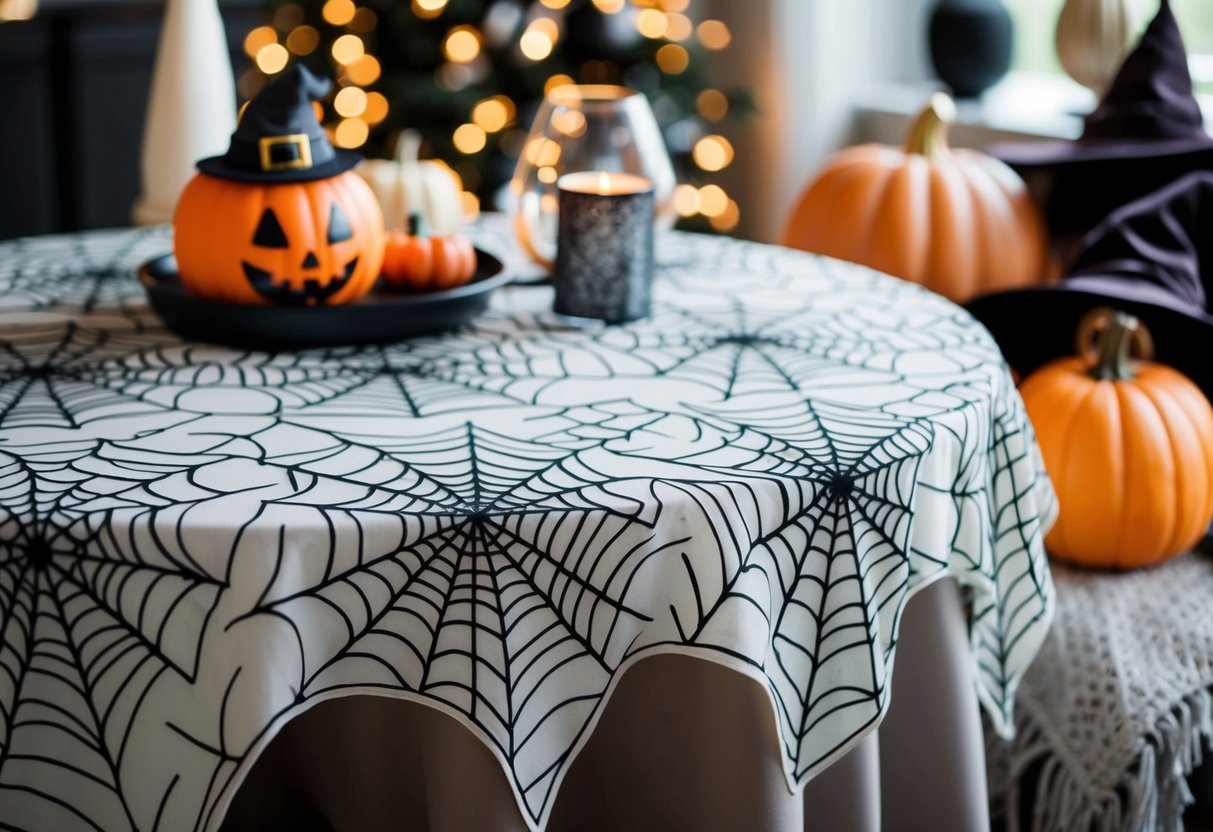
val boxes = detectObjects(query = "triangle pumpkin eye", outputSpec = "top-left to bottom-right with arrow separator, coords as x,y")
253,208 -> 289,248
328,202 -> 353,243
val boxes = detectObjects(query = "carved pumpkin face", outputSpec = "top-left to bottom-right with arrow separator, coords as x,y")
174,171 -> 385,306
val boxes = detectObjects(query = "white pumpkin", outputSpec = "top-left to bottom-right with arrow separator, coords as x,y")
356,130 -> 464,235
1056,0 -> 1139,95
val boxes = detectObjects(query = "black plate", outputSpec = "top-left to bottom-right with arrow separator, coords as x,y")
140,249 -> 508,349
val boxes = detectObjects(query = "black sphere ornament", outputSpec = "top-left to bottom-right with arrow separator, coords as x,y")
928,0 -> 1014,98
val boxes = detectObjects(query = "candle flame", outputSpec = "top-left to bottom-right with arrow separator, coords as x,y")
598,172 -> 612,194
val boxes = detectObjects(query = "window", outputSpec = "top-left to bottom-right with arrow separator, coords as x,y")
1003,0 -> 1213,92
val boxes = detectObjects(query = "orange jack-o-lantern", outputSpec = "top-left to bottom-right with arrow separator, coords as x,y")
174,170 -> 385,306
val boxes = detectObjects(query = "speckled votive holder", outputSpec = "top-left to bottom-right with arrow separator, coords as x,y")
554,171 -> 655,324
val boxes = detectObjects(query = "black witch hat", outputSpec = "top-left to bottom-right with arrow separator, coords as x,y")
197,65 -> 360,183
988,0 -> 1213,235
968,170 -> 1213,400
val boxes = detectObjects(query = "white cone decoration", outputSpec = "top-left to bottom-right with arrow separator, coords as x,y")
132,0 -> 237,226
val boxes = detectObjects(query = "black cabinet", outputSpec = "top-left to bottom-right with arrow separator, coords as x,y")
0,0 -> 258,240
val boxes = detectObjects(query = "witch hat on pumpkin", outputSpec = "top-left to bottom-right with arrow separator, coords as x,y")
967,170 -> 1213,399
196,64 -> 360,183
989,0 -> 1213,236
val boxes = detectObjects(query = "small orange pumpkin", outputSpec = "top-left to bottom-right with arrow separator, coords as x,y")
174,170 -> 385,306
782,93 -> 1047,303
382,214 -> 477,291
1020,308 -> 1213,569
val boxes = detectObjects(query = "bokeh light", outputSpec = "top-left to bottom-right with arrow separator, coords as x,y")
697,19 -> 732,50
692,135 -> 734,171
363,91 -> 390,124
453,123 -> 488,154
286,25 -> 319,55
255,43 -> 290,74
334,86 -> 368,118
656,43 -> 689,74
334,118 -> 369,148
243,26 -> 278,58
331,34 -> 365,66
697,89 -> 729,121
444,25 -> 482,63
322,0 -> 356,26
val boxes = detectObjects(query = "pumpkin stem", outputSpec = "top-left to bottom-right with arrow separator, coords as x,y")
395,129 -> 423,165
407,212 -> 429,238
903,92 -> 957,160
1090,310 -> 1139,381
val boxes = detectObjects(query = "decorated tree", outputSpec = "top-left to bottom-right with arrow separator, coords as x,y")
239,0 -> 752,231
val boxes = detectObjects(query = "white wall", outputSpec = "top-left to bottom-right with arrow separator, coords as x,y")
704,0 -> 934,242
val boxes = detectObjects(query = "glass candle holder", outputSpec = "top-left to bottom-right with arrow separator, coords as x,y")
509,84 -> 676,270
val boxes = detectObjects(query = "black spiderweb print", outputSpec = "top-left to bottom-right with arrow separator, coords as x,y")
0,220 -> 1055,831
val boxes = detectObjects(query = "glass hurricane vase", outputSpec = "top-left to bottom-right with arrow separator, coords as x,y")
509,84 -> 677,270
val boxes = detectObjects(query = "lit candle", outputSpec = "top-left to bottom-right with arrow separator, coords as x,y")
555,171 -> 655,324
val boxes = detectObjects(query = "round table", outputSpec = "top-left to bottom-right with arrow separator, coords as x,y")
0,216 -> 1055,831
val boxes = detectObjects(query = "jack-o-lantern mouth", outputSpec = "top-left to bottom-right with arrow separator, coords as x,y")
241,256 -> 360,306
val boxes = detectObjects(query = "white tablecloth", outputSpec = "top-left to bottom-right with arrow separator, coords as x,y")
0,216 -> 1055,831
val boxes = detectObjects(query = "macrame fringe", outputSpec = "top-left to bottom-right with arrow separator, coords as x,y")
994,686 -> 1213,832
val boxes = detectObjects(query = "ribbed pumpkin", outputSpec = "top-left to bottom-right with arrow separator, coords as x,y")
174,170 -> 385,306
381,214 -> 477,291
1020,308 -> 1213,569
1055,0 -> 1138,95
782,93 -> 1047,303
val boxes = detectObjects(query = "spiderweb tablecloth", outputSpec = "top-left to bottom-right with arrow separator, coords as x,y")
987,552 -> 1213,832
0,217 -> 1054,832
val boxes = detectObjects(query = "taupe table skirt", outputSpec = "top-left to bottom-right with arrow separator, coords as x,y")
222,579 -> 990,832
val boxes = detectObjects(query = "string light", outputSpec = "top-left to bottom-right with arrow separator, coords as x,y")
698,184 -> 728,217
538,0 -> 569,7
334,117 -> 369,148
525,137 -> 562,167
412,0 -> 448,19
672,184 -> 701,217
710,200 -> 741,232
545,74 -> 575,95
551,109 -> 587,137
255,43 -> 290,74
444,25 -> 482,63
345,55 -> 381,85
286,25 -> 319,55
322,0 -> 356,26
334,86 -> 368,117
364,91 -> 390,124
660,0 -> 690,11
665,13 -> 693,42
592,0 -> 624,11
331,34 -> 365,65
656,44 -> 689,74
692,135 -> 734,171
697,89 -> 729,121
243,26 -> 278,58
520,18 -> 558,61
472,96 -> 515,132
697,19 -> 732,50
453,123 -> 487,154
636,8 -> 668,38
538,166 -> 558,184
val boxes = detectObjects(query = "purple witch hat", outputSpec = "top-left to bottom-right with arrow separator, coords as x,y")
989,0 -> 1213,235
967,170 -> 1213,399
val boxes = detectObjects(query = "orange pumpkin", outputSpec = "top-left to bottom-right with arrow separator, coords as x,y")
382,215 -> 477,291
782,93 -> 1047,303
174,170 -> 385,306
1020,308 -> 1213,569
